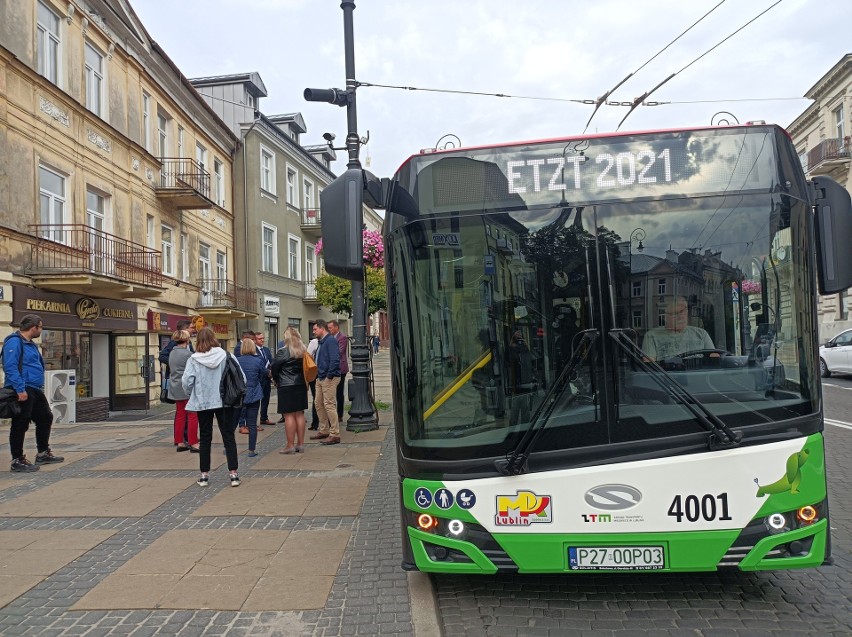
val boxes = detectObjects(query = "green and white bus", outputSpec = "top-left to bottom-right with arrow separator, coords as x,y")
321,124 -> 852,574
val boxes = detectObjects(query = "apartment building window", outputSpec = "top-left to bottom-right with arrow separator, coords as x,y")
216,251 -> 227,292
260,145 -> 276,194
262,223 -> 277,273
86,189 -> 105,232
841,290 -> 851,321
84,43 -> 104,117
303,179 -> 314,210
632,310 -> 642,329
658,306 -> 667,327
658,278 -> 666,295
37,2 -> 61,85
288,318 -> 301,331
196,142 -> 207,170
177,126 -> 184,158
39,166 -> 66,242
199,242 -> 212,305
146,214 -> 155,249
288,235 -> 300,280
286,167 -> 296,205
632,280 -> 641,297
835,105 -> 846,142
180,232 -> 188,281
305,244 -> 316,283
214,159 -> 224,206
160,224 -> 175,276
142,93 -> 151,152
157,112 -> 169,160
798,150 -> 808,172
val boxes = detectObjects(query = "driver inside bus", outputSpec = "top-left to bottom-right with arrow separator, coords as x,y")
642,297 -> 717,362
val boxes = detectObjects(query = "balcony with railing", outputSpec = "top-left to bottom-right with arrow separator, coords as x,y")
156,158 -> 214,209
304,280 -> 319,303
195,279 -> 258,318
300,208 -> 322,236
806,137 -> 851,176
28,225 -> 164,297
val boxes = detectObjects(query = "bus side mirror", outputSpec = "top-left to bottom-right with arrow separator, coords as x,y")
813,176 -> 852,295
320,169 -> 364,281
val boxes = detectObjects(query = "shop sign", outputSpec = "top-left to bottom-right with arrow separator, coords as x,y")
13,287 -> 136,330
264,295 -> 280,316
211,322 -> 230,336
146,310 -> 193,333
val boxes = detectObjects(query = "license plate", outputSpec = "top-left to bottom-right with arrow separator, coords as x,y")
568,545 -> 665,571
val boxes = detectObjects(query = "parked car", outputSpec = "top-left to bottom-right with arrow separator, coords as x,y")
819,329 -> 852,377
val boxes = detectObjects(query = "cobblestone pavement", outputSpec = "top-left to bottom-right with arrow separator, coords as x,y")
433,418 -> 852,637
0,352 -> 415,636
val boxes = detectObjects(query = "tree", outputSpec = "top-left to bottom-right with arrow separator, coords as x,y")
315,267 -> 387,316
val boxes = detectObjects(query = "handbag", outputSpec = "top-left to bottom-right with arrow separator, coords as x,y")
303,351 -> 318,383
160,376 -> 175,404
220,353 -> 247,408
0,388 -> 21,419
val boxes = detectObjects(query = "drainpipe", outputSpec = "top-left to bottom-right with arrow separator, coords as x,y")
238,113 -> 261,334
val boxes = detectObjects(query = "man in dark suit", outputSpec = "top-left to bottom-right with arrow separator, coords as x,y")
254,332 -> 273,425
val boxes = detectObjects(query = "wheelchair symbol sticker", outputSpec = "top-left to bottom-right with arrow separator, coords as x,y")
434,488 -> 454,510
456,489 -> 476,509
414,487 -> 433,509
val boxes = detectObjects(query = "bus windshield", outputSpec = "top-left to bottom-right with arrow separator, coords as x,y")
385,126 -> 819,462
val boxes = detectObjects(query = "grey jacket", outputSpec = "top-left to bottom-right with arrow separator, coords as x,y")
167,346 -> 192,401
182,348 -> 245,412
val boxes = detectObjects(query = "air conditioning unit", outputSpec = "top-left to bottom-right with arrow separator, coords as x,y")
46,370 -> 77,424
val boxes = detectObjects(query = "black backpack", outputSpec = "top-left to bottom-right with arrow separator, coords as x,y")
220,353 -> 246,408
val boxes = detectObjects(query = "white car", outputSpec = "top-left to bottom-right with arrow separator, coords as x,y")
819,329 -> 852,377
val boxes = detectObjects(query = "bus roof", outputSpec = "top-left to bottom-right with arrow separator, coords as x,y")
393,122 -> 786,176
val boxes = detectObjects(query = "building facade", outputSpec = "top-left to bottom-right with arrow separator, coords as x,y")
0,0 -> 248,419
192,72 -> 385,349
789,53 -> 852,341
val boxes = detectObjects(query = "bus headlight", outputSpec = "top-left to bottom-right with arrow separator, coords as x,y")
417,514 -> 438,531
796,506 -> 818,525
448,519 -> 465,536
766,513 -> 788,532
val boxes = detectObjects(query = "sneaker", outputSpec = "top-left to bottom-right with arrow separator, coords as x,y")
35,449 -> 64,464
10,457 -> 40,472
248,450 -> 258,457
230,473 -> 241,487
196,475 -> 209,487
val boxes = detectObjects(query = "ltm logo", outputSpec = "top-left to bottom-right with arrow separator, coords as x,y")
581,514 -> 612,522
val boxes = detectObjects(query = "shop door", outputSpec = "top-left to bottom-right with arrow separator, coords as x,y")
110,333 -> 151,410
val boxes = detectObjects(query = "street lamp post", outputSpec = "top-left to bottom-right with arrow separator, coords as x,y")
629,228 -> 645,329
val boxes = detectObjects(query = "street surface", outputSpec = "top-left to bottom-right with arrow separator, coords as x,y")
434,378 -> 852,637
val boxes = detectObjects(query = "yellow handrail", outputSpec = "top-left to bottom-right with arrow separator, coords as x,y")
424,350 -> 492,421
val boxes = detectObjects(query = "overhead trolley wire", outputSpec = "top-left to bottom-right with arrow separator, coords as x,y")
583,0 -> 729,133
615,0 -> 785,130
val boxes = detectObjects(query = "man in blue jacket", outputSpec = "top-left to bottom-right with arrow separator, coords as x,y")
3,314 -> 64,472
310,319 -> 342,445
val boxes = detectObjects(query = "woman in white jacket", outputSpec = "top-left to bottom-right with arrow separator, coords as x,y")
182,327 -> 244,487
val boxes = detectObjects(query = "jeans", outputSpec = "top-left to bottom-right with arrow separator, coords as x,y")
9,387 -> 53,460
259,379 -> 271,422
243,401 -> 260,450
196,407 -> 239,472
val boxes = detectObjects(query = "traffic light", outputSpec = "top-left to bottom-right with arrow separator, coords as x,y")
320,169 -> 364,280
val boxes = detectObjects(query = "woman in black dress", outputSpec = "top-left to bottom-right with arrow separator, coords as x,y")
271,326 -> 308,453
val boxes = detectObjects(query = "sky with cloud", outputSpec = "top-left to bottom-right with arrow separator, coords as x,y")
131,0 -> 850,180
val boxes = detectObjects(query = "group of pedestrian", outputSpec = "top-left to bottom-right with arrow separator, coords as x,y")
2,312 -> 349,485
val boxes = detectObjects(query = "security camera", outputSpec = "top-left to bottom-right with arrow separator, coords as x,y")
322,132 -> 336,143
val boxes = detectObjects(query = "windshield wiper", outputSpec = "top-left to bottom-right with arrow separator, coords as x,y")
497,329 -> 599,476
608,329 -> 742,451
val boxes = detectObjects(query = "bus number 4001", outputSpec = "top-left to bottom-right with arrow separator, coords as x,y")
667,493 -> 733,523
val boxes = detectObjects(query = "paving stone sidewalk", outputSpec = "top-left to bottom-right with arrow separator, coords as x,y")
0,350 -> 413,636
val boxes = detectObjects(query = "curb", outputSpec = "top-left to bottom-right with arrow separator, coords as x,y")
408,571 -> 442,637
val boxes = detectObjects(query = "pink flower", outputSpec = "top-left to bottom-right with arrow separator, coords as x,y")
313,230 -> 384,268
